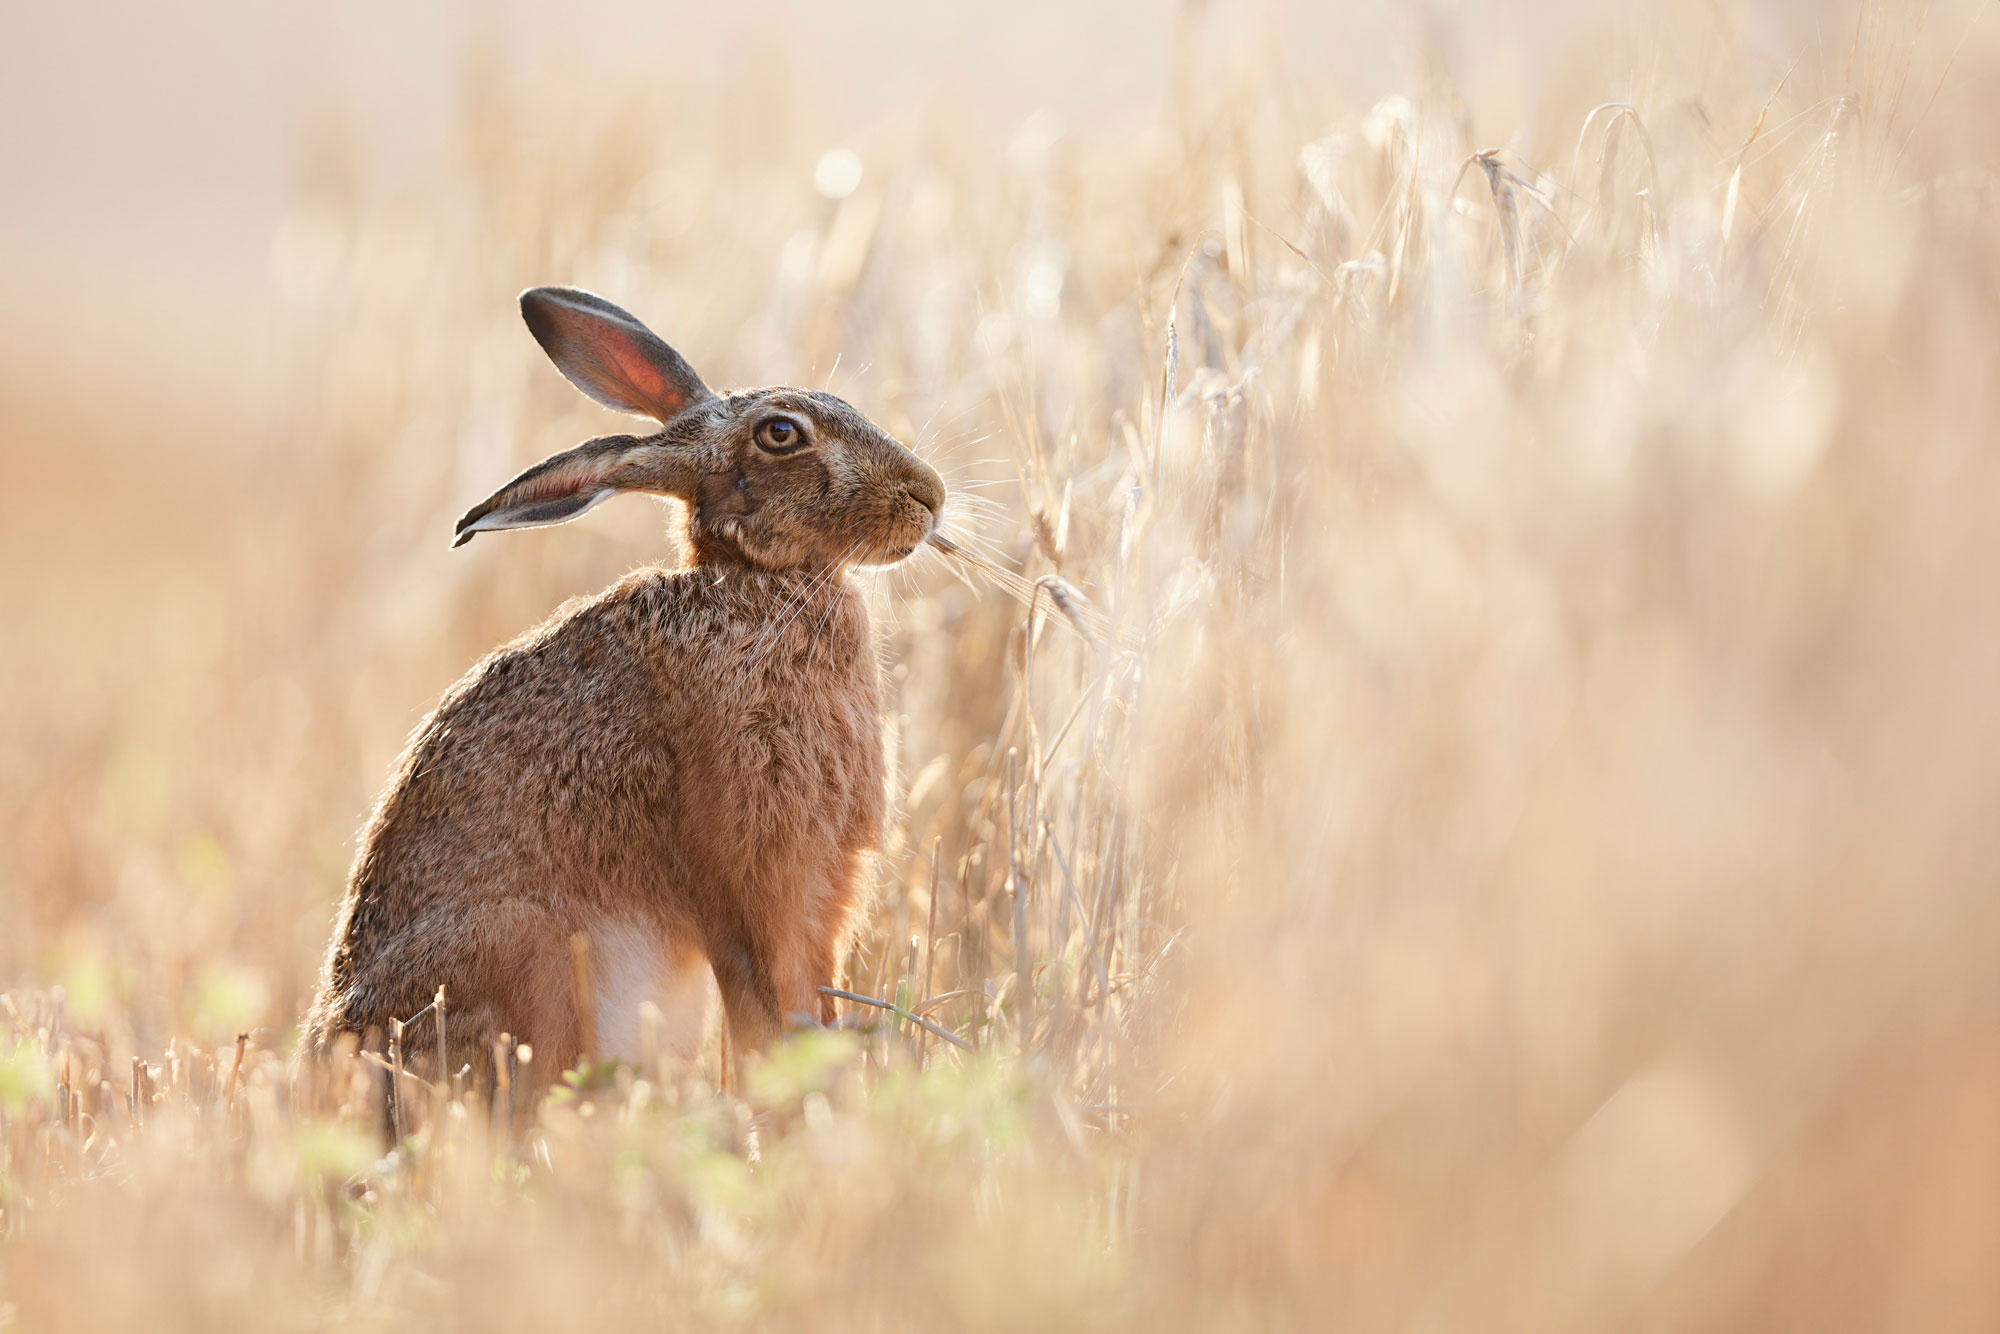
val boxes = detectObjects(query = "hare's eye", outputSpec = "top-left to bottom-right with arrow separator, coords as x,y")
756,416 -> 807,454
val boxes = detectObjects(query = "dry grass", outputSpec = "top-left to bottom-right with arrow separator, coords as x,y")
6,3 -> 2000,1329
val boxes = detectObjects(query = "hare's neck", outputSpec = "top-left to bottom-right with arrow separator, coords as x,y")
717,567 -> 870,687
734,565 -> 861,624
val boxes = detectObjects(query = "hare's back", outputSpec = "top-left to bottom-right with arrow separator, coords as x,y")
348,581 -> 680,916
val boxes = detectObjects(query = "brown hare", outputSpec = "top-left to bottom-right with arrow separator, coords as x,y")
303,286 -> 944,1085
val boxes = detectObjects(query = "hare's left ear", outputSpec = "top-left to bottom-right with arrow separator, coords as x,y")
520,286 -> 712,422
452,433 -> 694,547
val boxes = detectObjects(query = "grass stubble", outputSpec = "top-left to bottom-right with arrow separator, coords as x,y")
5,3 -> 2000,1329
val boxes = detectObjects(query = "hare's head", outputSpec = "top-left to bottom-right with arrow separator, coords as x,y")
454,287 -> 944,570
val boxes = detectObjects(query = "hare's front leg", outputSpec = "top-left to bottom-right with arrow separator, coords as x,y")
775,926 -> 843,1029
709,931 -> 785,1056
707,917 -> 844,1055
773,873 -> 862,1029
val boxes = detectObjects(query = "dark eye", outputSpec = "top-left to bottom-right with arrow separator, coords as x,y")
756,416 -> 807,454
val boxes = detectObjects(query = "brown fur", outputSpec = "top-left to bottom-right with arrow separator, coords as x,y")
302,287 -> 943,1084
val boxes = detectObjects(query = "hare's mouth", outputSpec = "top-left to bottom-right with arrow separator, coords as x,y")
857,538 -> 923,568
860,503 -> 939,567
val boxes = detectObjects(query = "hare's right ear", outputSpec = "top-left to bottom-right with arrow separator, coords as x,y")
519,286 -> 712,423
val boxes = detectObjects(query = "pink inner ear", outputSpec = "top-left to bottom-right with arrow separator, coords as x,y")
513,451 -> 619,505
591,327 -> 687,417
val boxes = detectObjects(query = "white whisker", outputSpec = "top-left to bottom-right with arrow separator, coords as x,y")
804,542 -> 869,665
732,556 -> 851,695
923,532 -> 1111,645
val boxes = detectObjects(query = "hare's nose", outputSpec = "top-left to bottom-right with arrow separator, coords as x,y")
903,465 -> 945,520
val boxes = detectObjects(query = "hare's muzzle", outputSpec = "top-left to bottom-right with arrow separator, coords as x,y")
903,464 -> 946,521
885,465 -> 945,561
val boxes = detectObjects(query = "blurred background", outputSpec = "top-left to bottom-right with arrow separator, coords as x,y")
4,0 -> 2000,1329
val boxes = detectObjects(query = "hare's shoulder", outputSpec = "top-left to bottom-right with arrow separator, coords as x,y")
437,579 -> 654,707
421,565 -> 859,737
385,572 -> 687,778
417,566 -> 762,729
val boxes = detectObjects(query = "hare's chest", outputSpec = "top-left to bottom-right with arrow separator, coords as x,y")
737,659 -> 882,822
649,575 -> 884,864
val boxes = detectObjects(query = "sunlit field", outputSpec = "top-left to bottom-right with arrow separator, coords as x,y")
5,2 -> 2000,1328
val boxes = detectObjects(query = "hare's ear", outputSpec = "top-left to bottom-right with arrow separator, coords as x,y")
453,434 -> 656,547
519,286 -> 712,422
